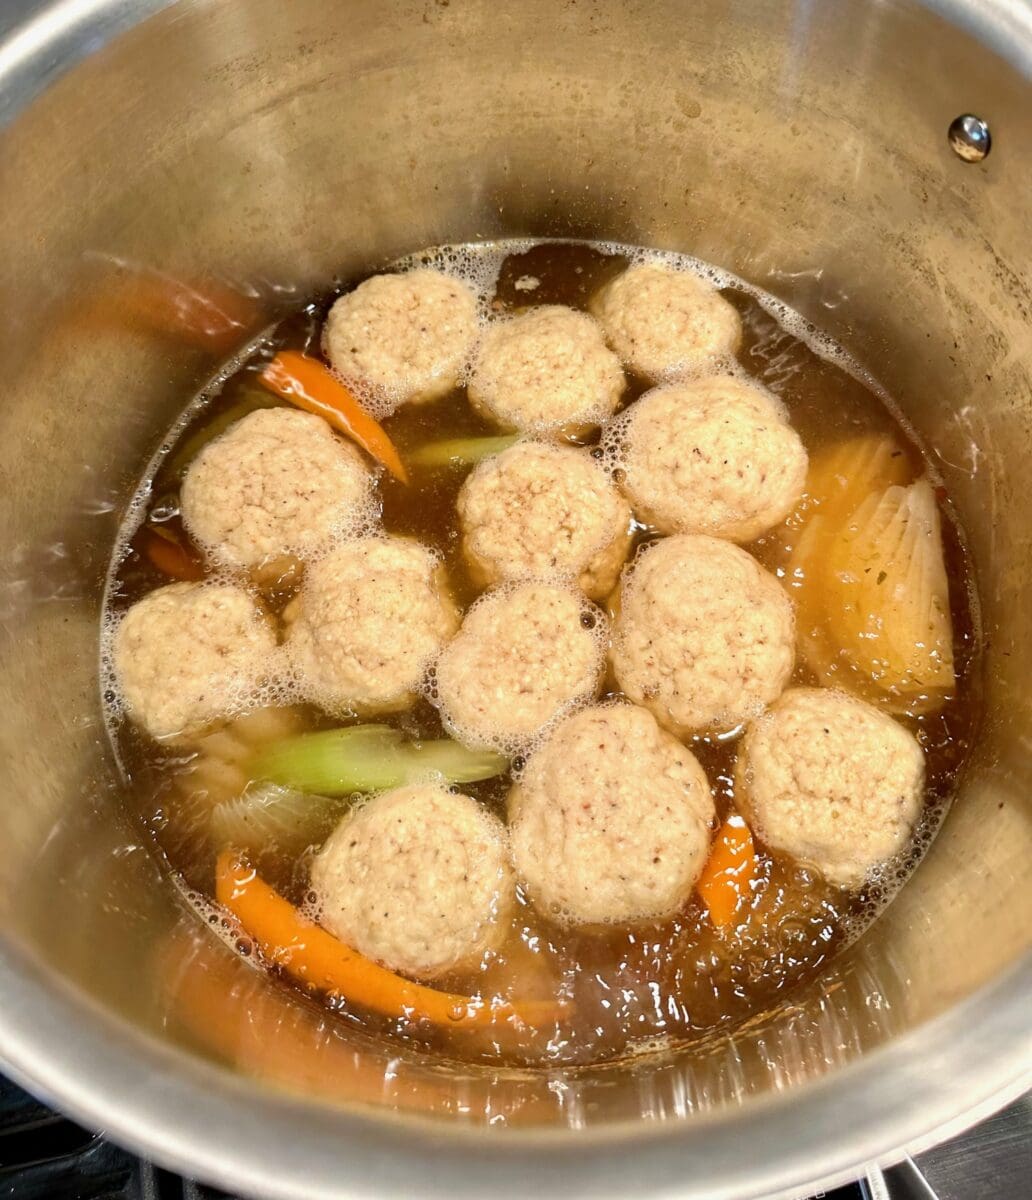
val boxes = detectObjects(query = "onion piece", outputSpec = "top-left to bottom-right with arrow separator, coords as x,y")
804,433 -> 912,519
783,436 -> 911,690
210,781 -> 338,855
172,707 -> 307,814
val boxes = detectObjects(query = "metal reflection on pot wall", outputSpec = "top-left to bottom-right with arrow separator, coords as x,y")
0,2 -> 1029,1200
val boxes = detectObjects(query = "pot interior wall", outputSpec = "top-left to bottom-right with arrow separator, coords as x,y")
0,0 -> 1029,1135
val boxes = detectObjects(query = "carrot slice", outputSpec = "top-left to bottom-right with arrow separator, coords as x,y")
214,851 -> 563,1029
259,351 -> 408,484
138,525 -> 205,581
697,814 -> 757,929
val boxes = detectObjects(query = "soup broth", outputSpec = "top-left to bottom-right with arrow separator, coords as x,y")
102,240 -> 980,1068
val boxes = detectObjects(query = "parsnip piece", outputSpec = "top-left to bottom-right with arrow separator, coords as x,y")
783,435 -> 954,713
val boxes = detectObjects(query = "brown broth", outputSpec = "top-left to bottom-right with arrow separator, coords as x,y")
104,240 -> 982,1069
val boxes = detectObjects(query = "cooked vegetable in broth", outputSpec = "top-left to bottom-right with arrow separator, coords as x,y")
102,240 -> 980,1068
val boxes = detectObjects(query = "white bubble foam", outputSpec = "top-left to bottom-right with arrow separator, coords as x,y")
175,876 -> 267,962
320,365 -> 401,423
101,236 -> 967,965
834,791 -> 950,946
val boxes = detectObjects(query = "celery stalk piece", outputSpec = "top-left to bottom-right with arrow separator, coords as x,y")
408,435 -> 519,468
403,739 -> 509,784
249,726 -> 508,796
250,726 -> 404,794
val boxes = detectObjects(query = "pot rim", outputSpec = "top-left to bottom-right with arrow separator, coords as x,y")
0,933 -> 1029,1200
0,2 -> 1030,1197
0,0 -> 1029,132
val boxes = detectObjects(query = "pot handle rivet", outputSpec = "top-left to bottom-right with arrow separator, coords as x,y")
947,114 -> 991,162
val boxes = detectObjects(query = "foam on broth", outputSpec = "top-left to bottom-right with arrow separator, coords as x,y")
100,240 -> 982,1068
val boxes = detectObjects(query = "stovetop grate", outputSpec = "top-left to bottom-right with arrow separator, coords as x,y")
3,1058 -> 1029,1200
0,1076 -> 234,1200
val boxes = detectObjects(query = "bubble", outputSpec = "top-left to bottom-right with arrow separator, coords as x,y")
831,801 -> 948,950
174,875 -> 259,959
299,889 -> 324,924
149,495 -> 181,523
101,236 -> 965,1002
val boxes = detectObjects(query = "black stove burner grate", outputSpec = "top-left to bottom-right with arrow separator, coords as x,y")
0,1077 -> 234,1200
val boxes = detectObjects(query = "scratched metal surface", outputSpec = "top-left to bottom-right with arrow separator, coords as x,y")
914,1093 -> 1032,1199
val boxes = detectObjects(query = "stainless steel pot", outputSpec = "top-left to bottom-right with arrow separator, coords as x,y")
0,2 -> 1029,1197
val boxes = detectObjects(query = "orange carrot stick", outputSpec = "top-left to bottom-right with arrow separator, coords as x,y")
215,851 -> 563,1029
259,351 -> 408,484
158,928 -> 455,1111
157,928 -> 558,1120
697,813 -> 757,929
139,525 -> 205,581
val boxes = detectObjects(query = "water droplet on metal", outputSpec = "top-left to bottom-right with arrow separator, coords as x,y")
947,114 -> 991,163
